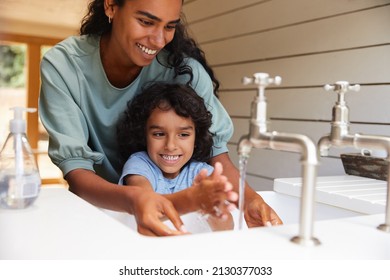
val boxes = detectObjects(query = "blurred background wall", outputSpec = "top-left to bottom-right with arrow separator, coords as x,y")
1,0 -> 389,189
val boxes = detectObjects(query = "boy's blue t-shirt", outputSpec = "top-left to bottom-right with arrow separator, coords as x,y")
119,151 -> 214,194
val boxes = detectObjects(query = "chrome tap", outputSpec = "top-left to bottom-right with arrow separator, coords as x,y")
318,81 -> 390,233
238,72 -> 320,246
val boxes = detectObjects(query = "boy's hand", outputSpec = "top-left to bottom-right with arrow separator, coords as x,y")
192,162 -> 238,218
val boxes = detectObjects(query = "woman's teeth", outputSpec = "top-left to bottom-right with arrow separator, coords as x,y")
137,43 -> 157,55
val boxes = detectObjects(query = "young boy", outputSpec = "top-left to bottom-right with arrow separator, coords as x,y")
117,82 -> 237,231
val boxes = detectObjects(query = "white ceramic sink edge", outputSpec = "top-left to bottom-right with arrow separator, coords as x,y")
102,190 -> 363,234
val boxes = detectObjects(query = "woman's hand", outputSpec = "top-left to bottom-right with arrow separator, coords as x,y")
244,195 -> 282,227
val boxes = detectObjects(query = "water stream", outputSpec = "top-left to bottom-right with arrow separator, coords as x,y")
238,155 -> 249,230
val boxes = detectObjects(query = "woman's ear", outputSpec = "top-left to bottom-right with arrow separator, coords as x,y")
104,0 -> 116,20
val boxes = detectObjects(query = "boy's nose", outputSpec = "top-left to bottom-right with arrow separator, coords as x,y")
165,137 -> 177,151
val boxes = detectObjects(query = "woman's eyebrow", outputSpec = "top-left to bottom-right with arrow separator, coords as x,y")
136,10 -> 181,24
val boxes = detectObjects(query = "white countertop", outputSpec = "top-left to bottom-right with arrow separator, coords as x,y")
274,175 -> 387,214
0,183 -> 389,260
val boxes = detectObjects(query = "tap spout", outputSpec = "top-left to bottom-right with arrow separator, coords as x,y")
250,131 -> 318,165
238,134 -> 253,158
250,131 -> 320,245
238,128 -> 321,245
318,134 -> 332,156
379,163 -> 390,232
364,133 -> 390,232
319,132 -> 390,232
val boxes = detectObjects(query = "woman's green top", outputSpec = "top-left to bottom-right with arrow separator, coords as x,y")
39,35 -> 233,183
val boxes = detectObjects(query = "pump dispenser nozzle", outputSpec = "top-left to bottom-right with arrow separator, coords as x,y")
9,107 -> 37,134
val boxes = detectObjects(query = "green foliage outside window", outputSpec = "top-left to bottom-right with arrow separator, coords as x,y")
0,44 -> 26,88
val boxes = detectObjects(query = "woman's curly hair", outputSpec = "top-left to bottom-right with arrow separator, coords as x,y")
80,0 -> 220,97
117,82 -> 214,162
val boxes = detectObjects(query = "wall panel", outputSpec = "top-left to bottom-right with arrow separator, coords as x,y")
215,45 -> 390,89
186,0 -> 389,43
183,0 -> 263,23
203,6 -> 390,66
184,0 -> 390,189
220,85 -> 390,122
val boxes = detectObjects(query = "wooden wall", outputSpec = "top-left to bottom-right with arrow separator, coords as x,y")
183,0 -> 390,190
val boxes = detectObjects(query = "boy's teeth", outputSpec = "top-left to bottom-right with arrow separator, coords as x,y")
137,43 -> 157,55
162,155 -> 179,161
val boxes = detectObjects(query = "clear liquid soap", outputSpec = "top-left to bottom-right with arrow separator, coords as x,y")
0,107 -> 41,209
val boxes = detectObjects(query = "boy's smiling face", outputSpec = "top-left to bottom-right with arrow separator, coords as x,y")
146,107 -> 195,179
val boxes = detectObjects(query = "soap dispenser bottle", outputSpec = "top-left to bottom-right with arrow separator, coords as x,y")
0,107 -> 41,209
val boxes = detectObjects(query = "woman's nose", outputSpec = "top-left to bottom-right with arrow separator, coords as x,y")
150,28 -> 166,49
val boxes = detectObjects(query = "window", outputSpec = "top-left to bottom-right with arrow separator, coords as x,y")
0,34 -> 65,186
0,42 -> 26,144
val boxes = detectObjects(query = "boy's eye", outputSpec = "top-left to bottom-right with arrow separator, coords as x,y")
179,133 -> 190,137
153,132 -> 165,137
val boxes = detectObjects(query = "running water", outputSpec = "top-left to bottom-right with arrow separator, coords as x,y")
238,155 -> 249,230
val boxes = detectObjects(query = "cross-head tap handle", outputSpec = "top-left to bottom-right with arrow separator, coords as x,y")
242,72 -> 282,87
324,81 -> 360,104
324,81 -> 360,94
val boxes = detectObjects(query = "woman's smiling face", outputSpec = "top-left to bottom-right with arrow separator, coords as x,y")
109,0 -> 182,67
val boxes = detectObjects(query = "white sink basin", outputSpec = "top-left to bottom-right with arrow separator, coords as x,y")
102,190 -> 362,233
258,191 -> 362,224
2,187 -> 388,260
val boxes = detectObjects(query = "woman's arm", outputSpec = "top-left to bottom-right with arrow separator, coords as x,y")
209,153 -> 282,227
66,169 -> 186,236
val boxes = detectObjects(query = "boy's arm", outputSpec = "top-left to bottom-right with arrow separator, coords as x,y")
167,163 -> 237,217
124,174 -> 154,191
125,164 -> 237,217
164,187 -> 200,215
125,172 -> 204,215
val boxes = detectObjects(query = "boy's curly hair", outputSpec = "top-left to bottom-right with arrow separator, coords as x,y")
117,82 -> 214,162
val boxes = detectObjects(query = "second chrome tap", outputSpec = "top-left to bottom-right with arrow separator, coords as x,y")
318,81 -> 390,232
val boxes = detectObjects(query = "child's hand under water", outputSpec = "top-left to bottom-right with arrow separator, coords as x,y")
192,162 -> 238,219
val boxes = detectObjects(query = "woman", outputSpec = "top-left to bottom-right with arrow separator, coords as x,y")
39,0 -> 281,236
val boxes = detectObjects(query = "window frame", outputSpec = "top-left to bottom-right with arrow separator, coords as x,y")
0,32 -> 63,185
